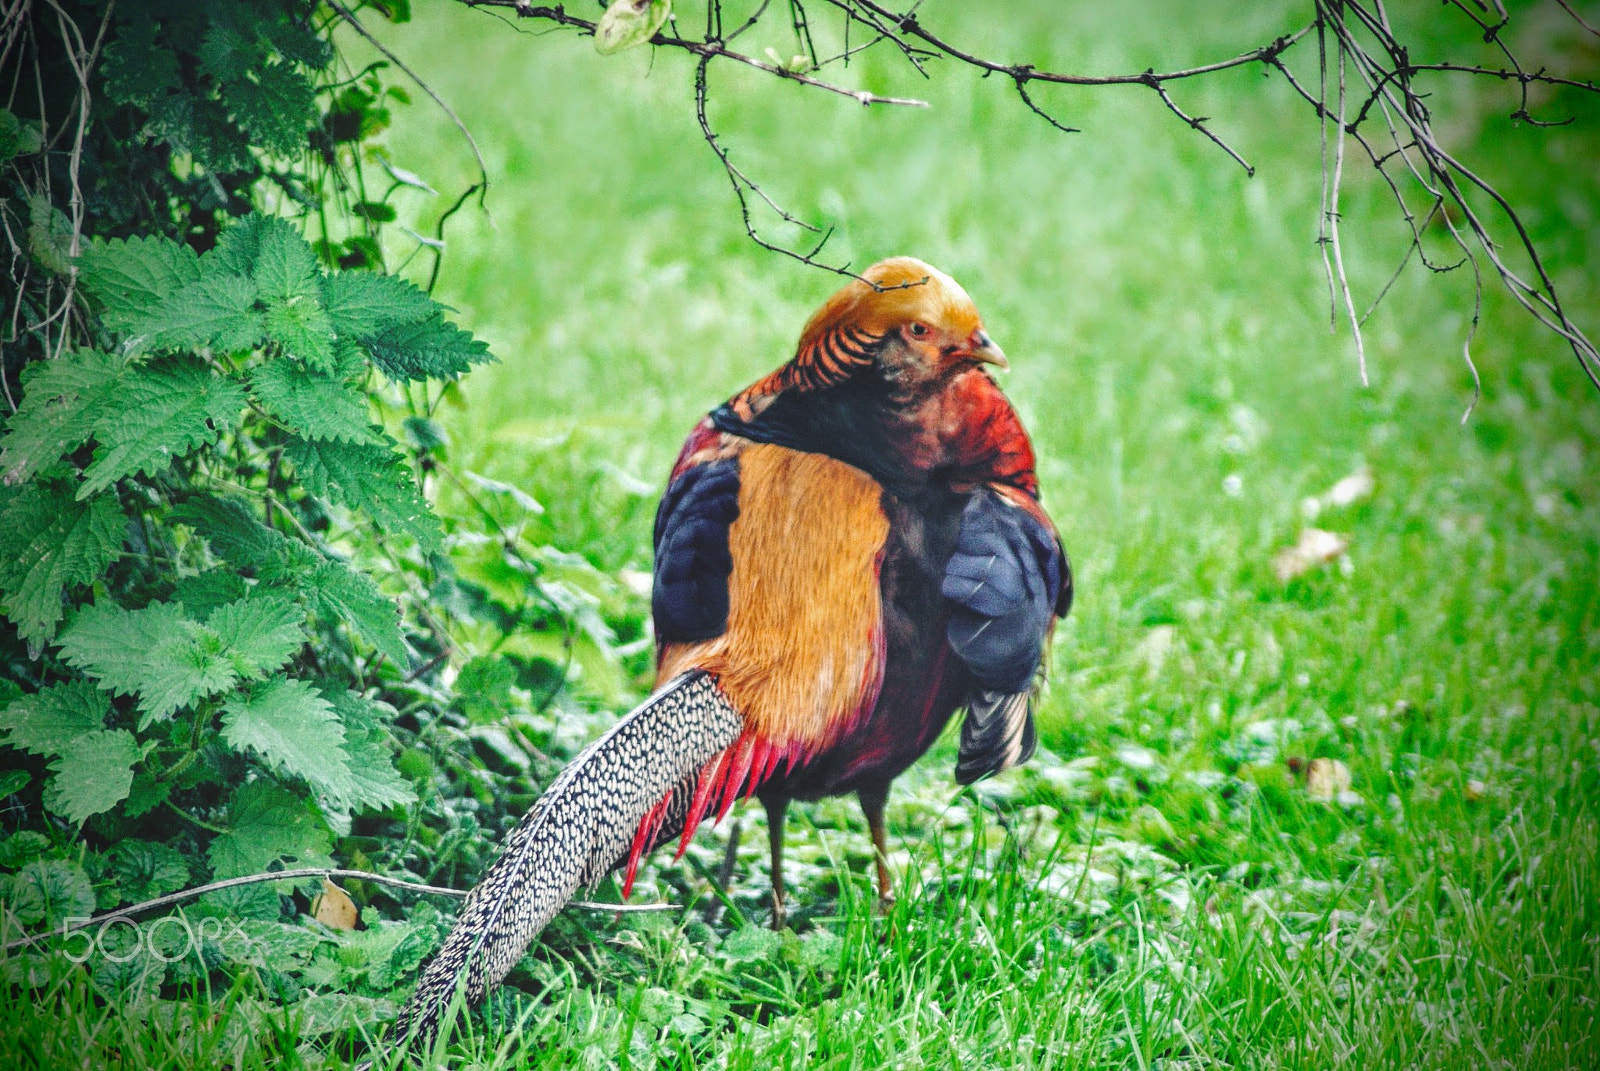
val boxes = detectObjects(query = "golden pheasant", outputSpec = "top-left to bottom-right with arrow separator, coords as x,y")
391,257 -> 1072,1045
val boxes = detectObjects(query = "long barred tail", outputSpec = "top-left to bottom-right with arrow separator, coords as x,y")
387,671 -> 743,1049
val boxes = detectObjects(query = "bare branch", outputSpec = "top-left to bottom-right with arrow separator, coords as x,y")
446,0 -> 1600,398
0,867 -> 678,954
328,0 -> 490,198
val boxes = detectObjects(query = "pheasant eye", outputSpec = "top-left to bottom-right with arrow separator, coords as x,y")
907,322 -> 928,337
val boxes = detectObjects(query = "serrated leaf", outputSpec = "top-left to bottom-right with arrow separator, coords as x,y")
45,729 -> 141,825
303,560 -> 408,665
209,215 -> 269,277
362,315 -> 492,382
207,594 -> 306,678
80,358 -> 248,495
456,655 -> 515,725
207,780 -> 332,879
0,348 -> 127,485
9,860 -> 95,929
222,679 -> 351,799
197,23 -> 255,85
249,358 -> 375,442
77,235 -> 202,334
146,93 -> 257,174
265,17 -> 334,70
172,495 -> 294,574
147,272 -> 263,353
123,773 -> 170,819
173,569 -> 249,618
228,63 -> 318,156
108,841 -> 191,902
321,271 -> 435,339
0,830 -> 50,868
0,680 -> 109,756
58,601 -> 236,725
285,437 -> 442,551
0,108 -> 41,164
263,296 -> 336,370
251,216 -> 320,303
27,194 -> 73,274
0,484 -> 124,643
101,19 -> 180,107
323,690 -> 414,813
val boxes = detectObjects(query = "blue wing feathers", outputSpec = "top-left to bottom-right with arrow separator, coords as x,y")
652,458 -> 741,642
942,491 -> 1066,694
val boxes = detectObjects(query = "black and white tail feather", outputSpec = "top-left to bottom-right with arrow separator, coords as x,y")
382,670 -> 742,1053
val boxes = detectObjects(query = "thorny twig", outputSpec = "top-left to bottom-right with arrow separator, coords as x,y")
451,0 -> 1600,400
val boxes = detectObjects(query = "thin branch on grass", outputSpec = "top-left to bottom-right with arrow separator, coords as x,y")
1,867 -> 678,954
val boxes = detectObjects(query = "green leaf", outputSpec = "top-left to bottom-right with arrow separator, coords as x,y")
173,496 -> 406,661
594,0 -> 672,56
302,560 -> 408,665
123,773 -> 170,819
207,594 -> 307,678
456,655 -> 515,725
101,19 -> 180,107
0,681 -> 109,756
227,63 -> 318,156
0,348 -> 126,485
249,358 -> 375,442
362,315 -> 492,382
285,437 -> 442,551
58,601 -> 235,725
321,271 -> 435,340
79,358 -> 248,496
172,495 -> 296,574
8,860 -> 95,929
0,484 -> 124,643
147,273 -> 263,353
221,679 -> 350,799
108,841 -> 191,902
27,194 -> 73,274
207,780 -> 332,879
209,215 -> 269,277
0,108 -> 41,164
251,216 -> 321,303
197,22 -> 256,85
44,729 -> 141,825
264,17 -> 334,70
263,296 -> 337,371
324,690 -> 414,813
173,569 -> 249,619
77,235 -> 202,334
0,831 -> 50,869
0,769 -> 29,797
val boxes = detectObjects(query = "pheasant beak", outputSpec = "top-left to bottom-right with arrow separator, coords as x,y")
962,329 -> 1008,370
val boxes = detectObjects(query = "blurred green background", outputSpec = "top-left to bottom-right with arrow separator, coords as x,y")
348,1 -> 1598,1064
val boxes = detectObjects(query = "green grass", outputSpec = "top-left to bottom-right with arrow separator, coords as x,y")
6,1 -> 1599,1067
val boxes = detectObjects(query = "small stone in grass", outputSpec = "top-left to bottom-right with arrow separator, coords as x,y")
1304,757 -> 1352,802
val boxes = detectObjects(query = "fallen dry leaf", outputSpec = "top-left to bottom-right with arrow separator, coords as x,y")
311,878 -> 358,930
1273,528 -> 1350,582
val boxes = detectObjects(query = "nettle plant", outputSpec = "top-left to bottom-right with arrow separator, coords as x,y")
0,1 -> 639,1009
1,215 -> 483,843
